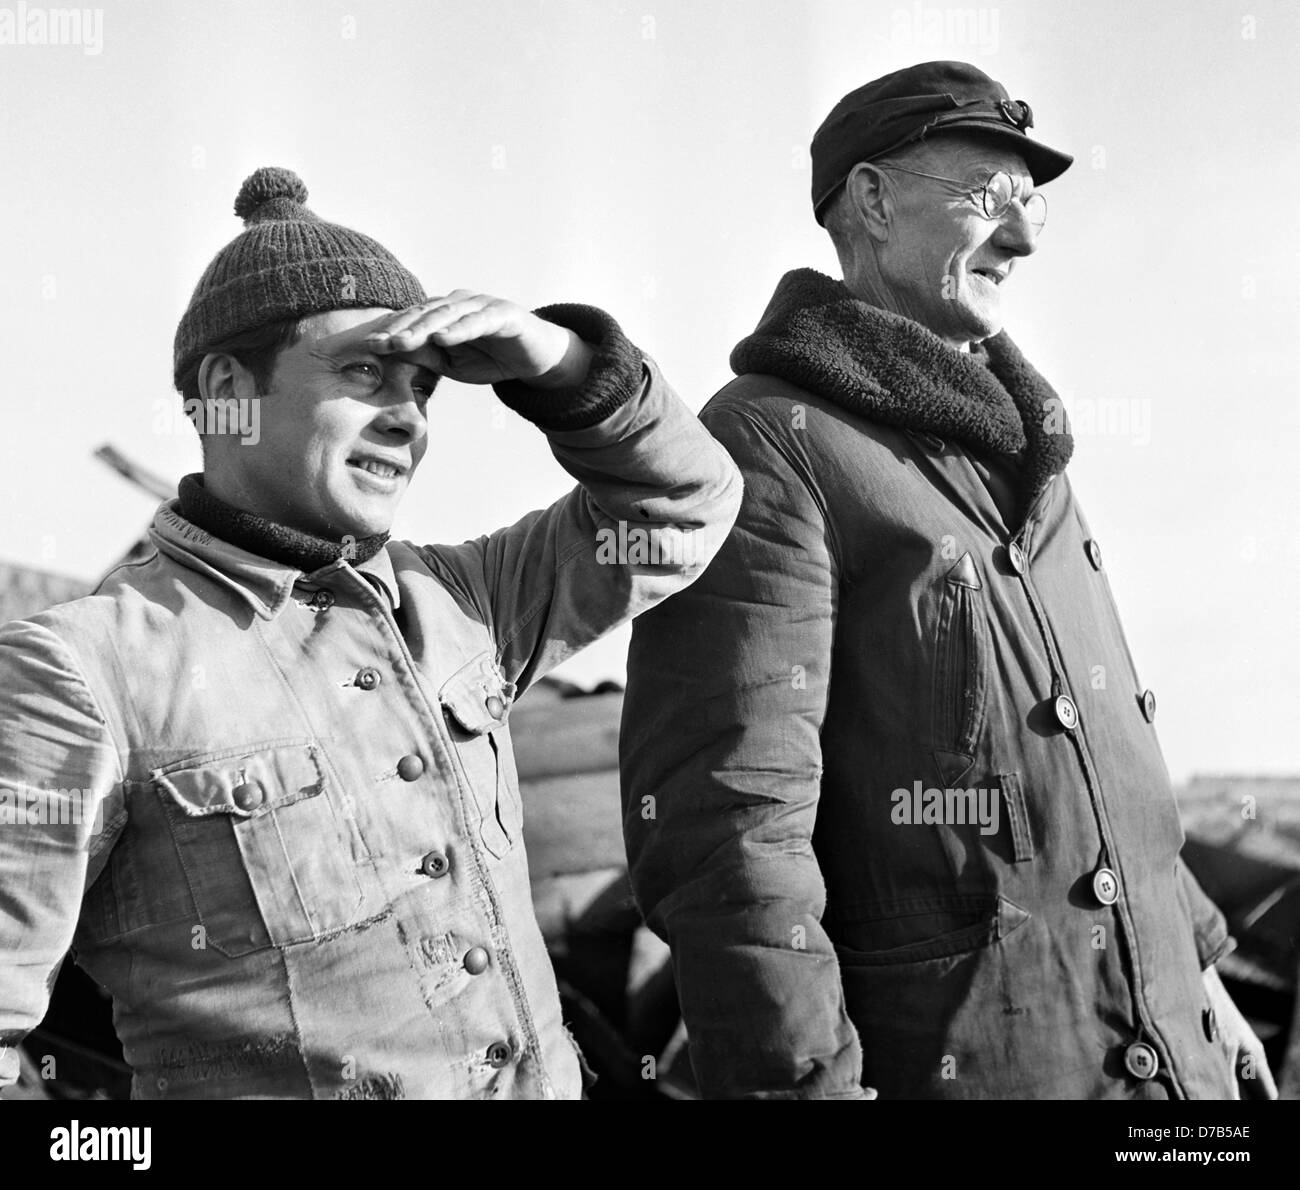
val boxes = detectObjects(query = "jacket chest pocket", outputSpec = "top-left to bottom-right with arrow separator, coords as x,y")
931,554 -> 989,785
438,653 -> 520,860
153,740 -> 368,957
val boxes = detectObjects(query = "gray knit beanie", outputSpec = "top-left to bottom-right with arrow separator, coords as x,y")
173,166 -> 426,388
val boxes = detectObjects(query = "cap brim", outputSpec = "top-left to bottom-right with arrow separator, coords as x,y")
928,120 -> 1073,185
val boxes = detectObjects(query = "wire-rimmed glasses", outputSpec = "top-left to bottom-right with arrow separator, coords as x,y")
874,164 -> 1047,232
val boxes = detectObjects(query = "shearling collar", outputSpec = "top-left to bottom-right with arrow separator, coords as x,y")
730,268 -> 1073,520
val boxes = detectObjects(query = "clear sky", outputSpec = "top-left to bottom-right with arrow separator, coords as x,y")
1,0 -> 1296,781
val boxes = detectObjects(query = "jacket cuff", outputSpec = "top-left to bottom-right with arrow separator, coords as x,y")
492,304 -> 644,432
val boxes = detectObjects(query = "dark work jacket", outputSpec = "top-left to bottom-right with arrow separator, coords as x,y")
620,269 -> 1235,1100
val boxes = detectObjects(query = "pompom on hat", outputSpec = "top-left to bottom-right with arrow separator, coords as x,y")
173,166 -> 426,388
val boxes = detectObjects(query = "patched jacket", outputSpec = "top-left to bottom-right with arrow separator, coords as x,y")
0,313 -> 742,1099
621,270 -> 1236,1100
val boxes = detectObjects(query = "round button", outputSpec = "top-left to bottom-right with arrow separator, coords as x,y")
463,946 -> 490,975
356,667 -> 382,691
397,754 -> 425,781
420,851 -> 449,879
1053,694 -> 1079,731
485,694 -> 506,720
232,781 -> 264,811
310,589 -> 335,611
1203,1006 -> 1219,1044
1092,867 -> 1119,906
485,1041 -> 512,1069
1086,539 -> 1103,571
1123,1041 -> 1159,1080
1140,689 -> 1157,723
1007,542 -> 1026,574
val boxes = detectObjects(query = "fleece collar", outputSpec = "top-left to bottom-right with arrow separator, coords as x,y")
730,268 -> 1072,520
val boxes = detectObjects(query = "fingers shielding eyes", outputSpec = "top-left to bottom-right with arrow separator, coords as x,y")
365,292 -> 521,355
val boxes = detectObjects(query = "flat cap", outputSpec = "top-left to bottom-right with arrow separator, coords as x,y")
811,60 -> 1073,224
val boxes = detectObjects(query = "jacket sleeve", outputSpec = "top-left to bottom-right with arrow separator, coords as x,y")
0,620 -> 123,1089
415,305 -> 743,693
1175,855 -> 1234,968
619,401 -> 867,1099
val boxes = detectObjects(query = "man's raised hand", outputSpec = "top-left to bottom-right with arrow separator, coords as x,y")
365,290 -> 593,389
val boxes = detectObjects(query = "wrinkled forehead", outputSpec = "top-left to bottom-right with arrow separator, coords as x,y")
299,307 -> 398,343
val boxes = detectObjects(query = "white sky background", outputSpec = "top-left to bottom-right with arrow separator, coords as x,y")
0,0 -> 1296,781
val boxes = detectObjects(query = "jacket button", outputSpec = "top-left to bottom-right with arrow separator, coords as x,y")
1092,867 -> 1120,906
485,694 -> 506,720
420,851 -> 450,878
1053,694 -> 1079,731
356,667 -> 382,691
1140,689 -> 1157,722
310,589 -> 335,611
463,946 -> 490,975
232,781 -> 264,811
1123,1041 -> 1159,1080
485,1041 -> 513,1068
1203,1006 -> 1220,1043
397,754 -> 425,781
1007,542 -> 1026,574
1086,539 -> 1103,570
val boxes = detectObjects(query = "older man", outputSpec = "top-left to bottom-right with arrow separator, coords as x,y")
621,61 -> 1273,1099
0,167 -> 741,1099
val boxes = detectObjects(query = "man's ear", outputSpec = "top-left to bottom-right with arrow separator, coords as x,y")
197,352 -> 252,405
842,162 -> 893,243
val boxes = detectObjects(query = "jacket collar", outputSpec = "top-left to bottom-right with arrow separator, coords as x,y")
730,268 -> 1073,520
149,500 -> 401,620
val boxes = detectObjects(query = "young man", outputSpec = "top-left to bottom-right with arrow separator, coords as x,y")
0,167 -> 740,1099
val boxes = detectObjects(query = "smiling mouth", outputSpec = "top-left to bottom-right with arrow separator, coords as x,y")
345,457 -> 405,481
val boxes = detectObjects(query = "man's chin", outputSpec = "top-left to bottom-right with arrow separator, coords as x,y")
319,498 -> 398,541
336,514 -> 394,540
959,305 -> 1003,344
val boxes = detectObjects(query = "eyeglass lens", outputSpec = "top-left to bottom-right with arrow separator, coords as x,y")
983,172 -> 1046,230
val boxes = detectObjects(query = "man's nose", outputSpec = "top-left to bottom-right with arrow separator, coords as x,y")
376,385 -> 426,440
993,203 -> 1040,256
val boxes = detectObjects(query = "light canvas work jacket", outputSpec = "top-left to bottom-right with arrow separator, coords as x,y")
0,309 -> 742,1099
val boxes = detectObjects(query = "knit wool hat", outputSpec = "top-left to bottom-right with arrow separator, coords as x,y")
173,166 -> 426,388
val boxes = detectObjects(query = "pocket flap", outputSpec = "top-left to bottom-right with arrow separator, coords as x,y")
945,552 -> 982,590
153,743 -> 324,819
438,653 -> 516,735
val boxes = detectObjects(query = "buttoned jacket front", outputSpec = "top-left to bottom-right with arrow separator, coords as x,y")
621,271 -> 1237,1100
0,352 -> 742,1099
